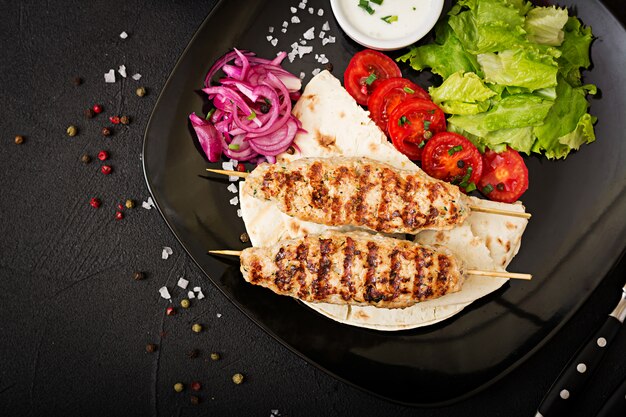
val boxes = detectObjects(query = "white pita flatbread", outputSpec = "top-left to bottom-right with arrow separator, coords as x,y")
239,71 -> 528,330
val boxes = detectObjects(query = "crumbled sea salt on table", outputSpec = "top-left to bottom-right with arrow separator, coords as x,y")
118,65 -> 127,78
119,31 -> 128,39
297,45 -> 313,58
312,68 -> 321,76
300,39 -> 307,45
271,410 -> 280,416
303,27 -> 315,40
177,277 -> 189,289
299,71 -> 305,79
237,209 -> 242,218
281,28 -> 287,33
322,36 -> 335,46
322,21 -> 330,31
227,183 -> 238,194
318,8 -> 324,16
271,38 -> 278,47
193,286 -> 201,292
291,16 -> 300,24
229,196 -> 239,206
142,196 -> 154,209
282,21 -> 288,28
222,161 -> 234,171
162,246 -> 173,260
319,31 -> 325,39
197,291 -> 205,300
216,313 -> 222,318
308,7 -> 314,14
104,69 -> 116,83
266,35 -> 273,42
159,287 -> 171,300
268,26 -> 274,33
132,73 -> 142,80
188,291 -> 196,299
290,6 -> 297,13
298,2 -> 305,9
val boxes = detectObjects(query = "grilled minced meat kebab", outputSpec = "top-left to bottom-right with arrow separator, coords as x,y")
243,157 -> 470,234
240,232 -> 464,308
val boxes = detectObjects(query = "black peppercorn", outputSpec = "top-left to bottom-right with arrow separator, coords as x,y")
457,160 -> 465,169
80,154 -> 91,164
145,343 -> 157,353
120,115 -> 130,125
101,127 -> 112,137
240,232 -> 250,243
324,62 -> 334,72
133,271 -> 145,281
259,103 -> 270,114
84,108 -> 95,119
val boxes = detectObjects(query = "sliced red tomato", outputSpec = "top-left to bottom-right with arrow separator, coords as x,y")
368,78 -> 430,134
387,98 -> 446,161
421,132 -> 483,192
344,49 -> 402,106
478,147 -> 529,203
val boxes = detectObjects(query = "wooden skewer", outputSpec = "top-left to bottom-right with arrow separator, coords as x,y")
206,168 -> 532,219
208,250 -> 532,280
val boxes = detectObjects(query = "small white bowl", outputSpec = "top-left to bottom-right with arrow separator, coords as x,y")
329,0 -> 444,51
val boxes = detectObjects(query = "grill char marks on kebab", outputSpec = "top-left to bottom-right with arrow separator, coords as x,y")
240,232 -> 464,309
243,157 -> 470,234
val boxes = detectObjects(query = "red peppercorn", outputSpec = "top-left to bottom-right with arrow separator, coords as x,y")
236,163 -> 246,172
90,197 -> 101,208
115,211 -> 124,220
191,381 -> 201,392
117,203 -> 124,210
101,165 -> 112,175
109,116 -> 120,124
97,150 -> 109,161
166,307 -> 176,316
93,104 -> 103,114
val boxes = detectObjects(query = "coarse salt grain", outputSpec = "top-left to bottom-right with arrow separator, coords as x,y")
271,410 -> 279,416
188,291 -> 196,299
298,2 -> 305,9
132,73 -> 142,81
104,69 -> 116,83
290,6 -> 297,13
197,291 -> 205,300
193,287 -> 201,292
119,31 -> 128,39
303,27 -> 315,40
308,7 -> 314,14
227,183 -> 238,193
236,208 -> 242,218
312,68 -> 321,76
300,39 -> 307,45
162,246 -> 173,260
266,35 -> 273,42
271,38 -> 278,47
282,21 -> 288,28
322,36 -> 335,46
159,286 -> 171,300
318,8 -> 324,16
216,313 -> 222,318
118,65 -> 127,78
322,21 -> 330,31
229,196 -> 239,206
297,45 -> 313,58
177,277 -> 189,289
281,28 -> 287,33
319,31 -> 326,39
268,26 -> 274,33
291,16 -> 300,24
222,161 -> 234,171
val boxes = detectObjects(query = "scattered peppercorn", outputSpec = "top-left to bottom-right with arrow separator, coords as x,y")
132,271 -> 145,280
187,349 -> 200,358
240,232 -> 250,243
146,343 -> 157,353
496,182 -> 505,191
97,150 -> 109,161
14,135 -> 24,145
324,62 -> 334,72
80,154 -> 91,164
125,199 -> 135,209
190,395 -> 200,405
210,352 -> 220,361
116,203 -> 124,211
232,373 -> 244,385
191,381 -> 202,392
120,115 -> 130,125
90,197 -> 101,209
136,86 -> 146,97
84,108 -> 95,119
72,76 -> 83,86
285,146 -> 295,155
101,165 -> 112,175
166,306 -> 176,316
66,125 -> 78,137
180,299 -> 190,309
173,383 -> 184,393
115,211 -> 124,220
101,127 -> 112,137
109,116 -> 120,125
191,323 -> 203,333
93,104 -> 103,114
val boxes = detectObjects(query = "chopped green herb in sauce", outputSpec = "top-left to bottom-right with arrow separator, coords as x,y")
358,0 -> 375,14
381,15 -> 398,24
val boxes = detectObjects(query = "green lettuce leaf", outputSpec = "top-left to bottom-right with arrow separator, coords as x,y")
524,6 -> 569,46
533,76 -> 596,158
448,124 -> 535,154
558,17 -> 593,86
428,71 -> 496,114
397,23 -> 481,78
477,47 -> 559,90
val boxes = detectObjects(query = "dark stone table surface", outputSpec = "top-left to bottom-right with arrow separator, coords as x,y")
1,1 -> 625,416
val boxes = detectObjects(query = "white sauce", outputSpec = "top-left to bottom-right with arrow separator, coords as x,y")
339,0 -> 438,40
